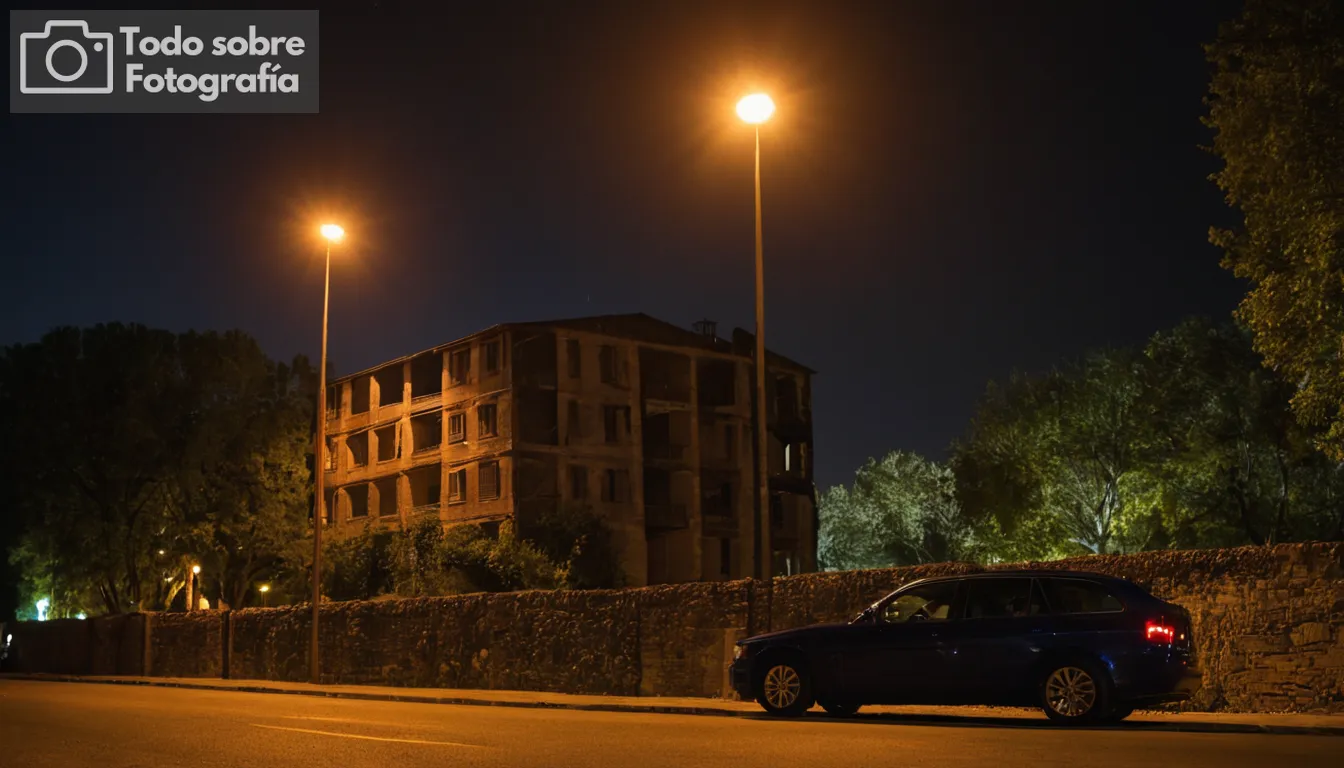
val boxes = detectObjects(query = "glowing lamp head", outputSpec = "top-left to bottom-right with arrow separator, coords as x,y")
736,93 -> 775,124
259,585 -> 270,593
191,565 -> 201,575
320,224 -> 345,243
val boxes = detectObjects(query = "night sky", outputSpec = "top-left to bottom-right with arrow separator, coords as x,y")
2,1 -> 1245,493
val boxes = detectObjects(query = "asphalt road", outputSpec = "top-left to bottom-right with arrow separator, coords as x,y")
1,680 -> 1338,768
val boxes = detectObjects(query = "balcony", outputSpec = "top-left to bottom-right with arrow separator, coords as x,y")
645,503 -> 689,531
411,392 -> 442,413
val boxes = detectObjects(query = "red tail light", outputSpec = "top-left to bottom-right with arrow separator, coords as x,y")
1146,621 -> 1175,644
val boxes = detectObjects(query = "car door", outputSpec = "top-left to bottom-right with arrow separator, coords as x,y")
944,577 -> 1052,703
838,579 -> 962,704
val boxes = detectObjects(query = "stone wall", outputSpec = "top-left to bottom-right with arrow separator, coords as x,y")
150,612 -> 223,678
7,543 -> 1342,713
6,618 -> 92,675
636,580 -> 754,697
6,614 -> 146,676
88,613 -> 146,676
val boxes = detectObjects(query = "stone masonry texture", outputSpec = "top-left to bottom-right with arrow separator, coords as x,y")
7,543 -> 1342,712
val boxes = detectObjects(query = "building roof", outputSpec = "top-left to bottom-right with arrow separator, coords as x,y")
330,312 -> 815,384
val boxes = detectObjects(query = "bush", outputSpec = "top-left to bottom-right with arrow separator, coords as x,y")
320,508 -> 619,601
529,503 -> 624,589
387,516 -> 560,597
321,521 -> 395,601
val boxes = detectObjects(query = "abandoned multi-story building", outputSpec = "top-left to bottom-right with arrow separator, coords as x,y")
320,313 -> 815,586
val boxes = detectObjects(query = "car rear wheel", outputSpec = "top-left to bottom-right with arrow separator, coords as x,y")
1039,660 -> 1111,725
755,658 -> 814,718
819,701 -> 861,717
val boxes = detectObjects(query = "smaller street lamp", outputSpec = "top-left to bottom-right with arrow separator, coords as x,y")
259,584 -> 271,608
187,564 -> 201,612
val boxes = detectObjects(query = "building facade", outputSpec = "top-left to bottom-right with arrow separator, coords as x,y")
321,314 -> 815,586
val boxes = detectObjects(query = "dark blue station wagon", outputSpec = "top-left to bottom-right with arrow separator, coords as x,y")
729,571 -> 1200,723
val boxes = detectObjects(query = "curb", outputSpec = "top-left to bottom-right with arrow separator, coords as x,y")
4,674 -> 1342,736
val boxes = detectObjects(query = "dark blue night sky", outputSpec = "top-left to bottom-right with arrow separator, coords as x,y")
2,1 -> 1244,492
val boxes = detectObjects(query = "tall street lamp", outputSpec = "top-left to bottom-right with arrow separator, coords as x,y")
312,222 -> 343,685
736,93 -> 775,582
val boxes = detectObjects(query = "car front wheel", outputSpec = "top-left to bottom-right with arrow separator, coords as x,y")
1039,660 -> 1111,725
755,658 -> 814,717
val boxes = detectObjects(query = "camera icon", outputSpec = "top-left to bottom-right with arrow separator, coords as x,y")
19,20 -> 115,94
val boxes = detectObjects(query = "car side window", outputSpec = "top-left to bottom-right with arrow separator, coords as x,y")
881,581 -> 958,624
962,577 -> 1045,619
1040,578 -> 1124,614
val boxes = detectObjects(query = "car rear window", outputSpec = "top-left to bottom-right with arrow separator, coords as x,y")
1040,578 -> 1123,614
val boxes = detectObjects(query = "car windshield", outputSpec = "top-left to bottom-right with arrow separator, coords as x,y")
880,581 -> 957,623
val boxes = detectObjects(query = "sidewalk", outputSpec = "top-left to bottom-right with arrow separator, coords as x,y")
3,673 -> 1342,736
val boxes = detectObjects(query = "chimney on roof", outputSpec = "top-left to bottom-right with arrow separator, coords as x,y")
692,319 -> 718,339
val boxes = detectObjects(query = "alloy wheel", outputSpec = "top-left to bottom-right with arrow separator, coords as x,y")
763,664 -> 802,710
1045,666 -> 1097,718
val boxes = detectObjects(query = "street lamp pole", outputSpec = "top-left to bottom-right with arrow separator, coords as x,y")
752,123 -> 770,583
312,223 -> 343,685
737,94 -> 775,584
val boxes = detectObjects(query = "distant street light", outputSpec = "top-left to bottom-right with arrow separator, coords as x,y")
737,92 -> 775,582
312,222 -> 344,685
191,564 -> 201,575
259,584 -> 271,609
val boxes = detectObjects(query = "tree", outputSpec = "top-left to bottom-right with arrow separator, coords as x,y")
818,451 -> 973,571
1207,0 -> 1344,456
1126,319 -> 1344,547
1,325 -> 192,615
949,376 -> 1062,562
953,350 -> 1150,557
1,325 -> 317,615
166,332 -> 316,609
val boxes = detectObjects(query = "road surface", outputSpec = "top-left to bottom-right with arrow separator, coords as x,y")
0,679 -> 1337,767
